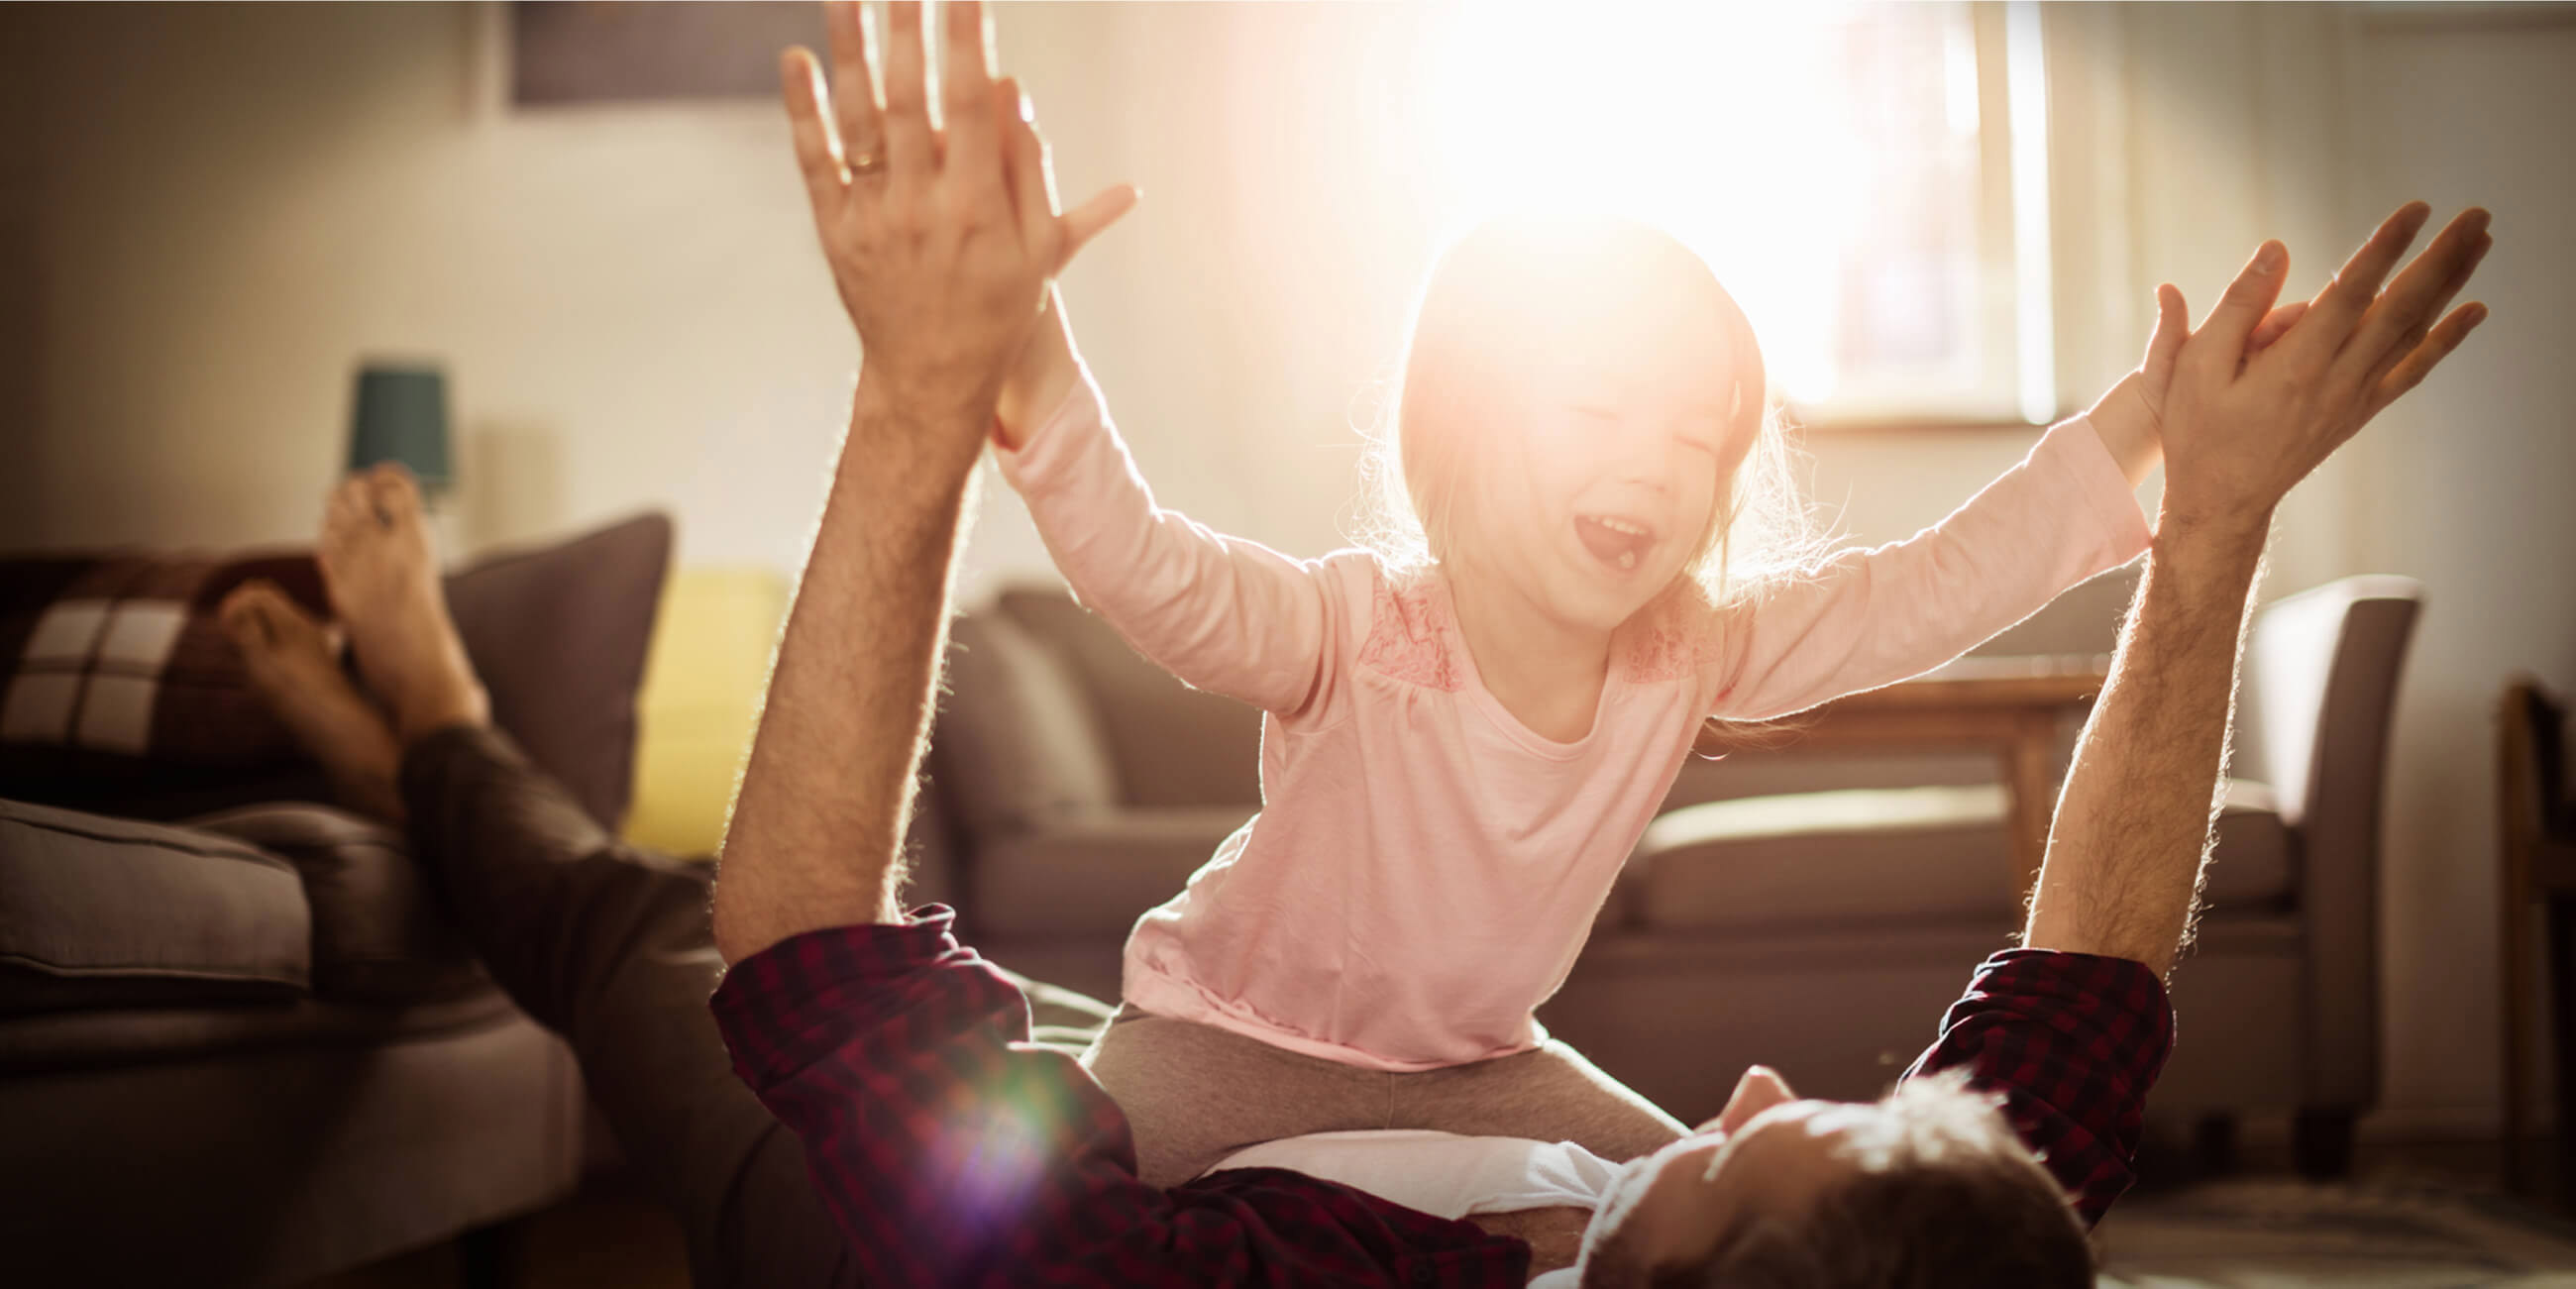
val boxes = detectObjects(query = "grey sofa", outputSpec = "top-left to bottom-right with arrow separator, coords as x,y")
0,512 -> 672,1287
912,569 -> 2412,1172
0,799 -> 586,1288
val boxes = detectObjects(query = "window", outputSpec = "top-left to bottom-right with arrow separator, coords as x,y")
1415,1 -> 2052,425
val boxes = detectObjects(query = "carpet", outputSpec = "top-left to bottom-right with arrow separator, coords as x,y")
2097,1175 -> 2576,1287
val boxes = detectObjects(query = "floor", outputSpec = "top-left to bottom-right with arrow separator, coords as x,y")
306,1172 -> 688,1289
308,1133 -> 2576,1288
2099,1133 -> 2576,1287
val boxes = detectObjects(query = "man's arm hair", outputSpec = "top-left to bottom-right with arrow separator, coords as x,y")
2022,521 -> 2266,978
711,379 -> 981,963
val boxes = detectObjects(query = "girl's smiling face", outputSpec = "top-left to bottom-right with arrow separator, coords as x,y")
1454,250 -> 1749,636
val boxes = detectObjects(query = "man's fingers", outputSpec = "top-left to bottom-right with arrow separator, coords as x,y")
938,0 -> 1001,193
821,1 -> 883,173
2248,299 -> 2309,353
2439,232 -> 2495,322
878,1 -> 933,181
2190,240 -> 2289,370
2349,216 -> 2492,395
1056,184 -> 1141,274
2364,301 -> 2487,422
2334,207 -> 2489,379
999,80 -> 1053,247
2296,201 -> 2433,356
780,49 -> 848,222
2356,230 -> 2488,402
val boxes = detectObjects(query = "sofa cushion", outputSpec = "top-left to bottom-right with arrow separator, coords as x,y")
932,609 -> 1120,842
0,551 -> 330,775
1634,779 -> 2293,932
625,567 -> 789,859
997,588 -> 1263,809
0,799 -> 310,1013
445,512 -> 671,831
187,803 -> 486,1004
968,806 -> 1255,939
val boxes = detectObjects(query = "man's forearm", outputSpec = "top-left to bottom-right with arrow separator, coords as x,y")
2022,519 -> 2267,977
712,378 -> 981,964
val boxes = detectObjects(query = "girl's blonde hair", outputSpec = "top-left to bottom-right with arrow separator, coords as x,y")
1359,215 -> 1830,610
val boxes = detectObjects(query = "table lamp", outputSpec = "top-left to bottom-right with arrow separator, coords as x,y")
347,363 -> 453,499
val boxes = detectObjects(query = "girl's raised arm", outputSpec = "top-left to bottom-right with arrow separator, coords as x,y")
1703,415 -> 2151,722
995,327 -> 1337,718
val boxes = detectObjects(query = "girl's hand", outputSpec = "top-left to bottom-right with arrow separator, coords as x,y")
991,68 -> 1128,450
994,287 -> 1083,451
783,1 -> 1134,456
2085,286 -> 2308,488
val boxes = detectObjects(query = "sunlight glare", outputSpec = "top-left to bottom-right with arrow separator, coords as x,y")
1417,1 -> 1876,404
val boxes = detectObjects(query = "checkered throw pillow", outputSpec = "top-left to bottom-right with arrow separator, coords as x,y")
0,553 -> 327,767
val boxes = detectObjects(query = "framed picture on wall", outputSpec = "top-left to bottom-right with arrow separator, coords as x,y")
511,1 -> 827,106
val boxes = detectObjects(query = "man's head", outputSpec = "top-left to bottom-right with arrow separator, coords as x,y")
1573,1067 -> 2092,1288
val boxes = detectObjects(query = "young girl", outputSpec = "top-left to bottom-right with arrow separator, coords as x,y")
989,214 -> 2164,1187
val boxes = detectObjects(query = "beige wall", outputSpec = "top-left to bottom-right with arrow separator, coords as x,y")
2338,11 -> 2576,1136
3,4 -> 850,568
5,2 -> 2571,1139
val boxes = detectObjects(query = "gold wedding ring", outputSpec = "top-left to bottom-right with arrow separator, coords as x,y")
844,151 -> 887,177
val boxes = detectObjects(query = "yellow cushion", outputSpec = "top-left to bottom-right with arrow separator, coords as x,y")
623,568 -> 789,859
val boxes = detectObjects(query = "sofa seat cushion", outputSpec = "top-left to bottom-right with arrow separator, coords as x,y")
2200,780 -> 2296,908
969,806 -> 1255,940
0,799 -> 310,1013
188,803 -> 487,1004
1634,779 -> 2294,932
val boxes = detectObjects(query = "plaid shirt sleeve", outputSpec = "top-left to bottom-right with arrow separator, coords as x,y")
708,908 -> 1528,1288
1901,948 -> 2175,1227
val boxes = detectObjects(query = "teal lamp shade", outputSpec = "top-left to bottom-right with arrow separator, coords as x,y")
347,364 -> 453,495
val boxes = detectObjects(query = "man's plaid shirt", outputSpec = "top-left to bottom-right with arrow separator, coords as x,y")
712,909 -> 2171,1286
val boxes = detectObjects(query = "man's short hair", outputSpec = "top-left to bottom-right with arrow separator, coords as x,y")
1661,1072 -> 2093,1289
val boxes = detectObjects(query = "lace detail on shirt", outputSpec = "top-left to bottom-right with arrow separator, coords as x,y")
1618,593 -> 1726,687
1356,573 -> 1464,693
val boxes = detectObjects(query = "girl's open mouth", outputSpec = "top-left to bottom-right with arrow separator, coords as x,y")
1575,514 -> 1658,573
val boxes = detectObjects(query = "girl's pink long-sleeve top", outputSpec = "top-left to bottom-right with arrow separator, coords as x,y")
996,372 -> 2152,1071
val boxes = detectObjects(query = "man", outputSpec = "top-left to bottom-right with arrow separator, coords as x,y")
224,2 -> 2488,1284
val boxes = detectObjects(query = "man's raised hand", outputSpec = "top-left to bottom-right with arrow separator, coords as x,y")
2081,269 -> 2314,489
781,1 -> 1136,454
2154,202 -> 2492,542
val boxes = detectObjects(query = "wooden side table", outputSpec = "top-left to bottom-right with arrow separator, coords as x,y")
1694,655 -> 2112,903
2500,679 -> 2576,1194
